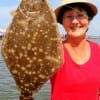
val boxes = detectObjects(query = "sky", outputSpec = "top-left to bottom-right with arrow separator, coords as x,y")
0,0 -> 100,36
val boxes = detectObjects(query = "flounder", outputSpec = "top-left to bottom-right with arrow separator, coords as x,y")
1,0 -> 64,100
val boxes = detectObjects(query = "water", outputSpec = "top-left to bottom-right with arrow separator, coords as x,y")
0,38 -> 100,100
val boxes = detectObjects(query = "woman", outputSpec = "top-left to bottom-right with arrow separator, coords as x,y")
50,0 -> 100,100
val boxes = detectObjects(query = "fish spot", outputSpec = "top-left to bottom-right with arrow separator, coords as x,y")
37,24 -> 41,28
21,46 -> 26,50
27,64 -> 31,68
21,67 -> 26,71
38,59 -> 42,62
39,74 -> 46,79
12,69 -> 18,74
39,48 -> 43,53
33,57 -> 37,60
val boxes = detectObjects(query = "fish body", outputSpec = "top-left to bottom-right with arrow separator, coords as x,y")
2,0 -> 64,100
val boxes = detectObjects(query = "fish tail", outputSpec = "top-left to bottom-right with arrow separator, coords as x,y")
20,90 -> 34,100
20,95 -> 34,100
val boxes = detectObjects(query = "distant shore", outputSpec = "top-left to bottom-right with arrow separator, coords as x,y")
87,35 -> 100,39
61,35 -> 100,41
0,35 -> 100,40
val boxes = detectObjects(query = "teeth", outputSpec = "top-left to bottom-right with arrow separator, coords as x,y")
71,27 -> 81,31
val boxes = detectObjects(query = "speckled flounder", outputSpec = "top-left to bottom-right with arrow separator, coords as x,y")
1,0 -> 64,100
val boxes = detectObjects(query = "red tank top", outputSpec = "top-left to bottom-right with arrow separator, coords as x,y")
50,41 -> 100,100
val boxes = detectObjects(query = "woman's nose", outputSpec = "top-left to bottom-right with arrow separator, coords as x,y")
71,17 -> 80,23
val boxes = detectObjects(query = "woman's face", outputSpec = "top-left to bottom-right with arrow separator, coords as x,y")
62,7 -> 90,39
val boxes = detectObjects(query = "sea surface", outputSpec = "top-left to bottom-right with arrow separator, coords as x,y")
0,38 -> 100,100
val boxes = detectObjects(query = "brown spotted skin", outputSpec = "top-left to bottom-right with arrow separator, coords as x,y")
2,0 -> 64,100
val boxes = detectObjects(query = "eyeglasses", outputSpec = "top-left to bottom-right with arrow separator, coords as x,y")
63,13 -> 88,21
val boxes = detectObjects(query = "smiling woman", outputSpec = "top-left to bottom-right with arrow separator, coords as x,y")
50,0 -> 100,100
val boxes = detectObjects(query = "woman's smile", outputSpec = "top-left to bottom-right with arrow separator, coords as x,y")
62,8 -> 89,38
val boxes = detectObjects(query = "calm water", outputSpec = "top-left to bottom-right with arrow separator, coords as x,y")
0,38 -> 100,100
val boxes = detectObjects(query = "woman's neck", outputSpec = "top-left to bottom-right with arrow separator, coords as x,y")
63,36 -> 90,65
65,34 -> 87,47
64,35 -> 88,51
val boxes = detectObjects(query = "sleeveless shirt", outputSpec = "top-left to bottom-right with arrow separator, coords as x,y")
51,41 -> 100,100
